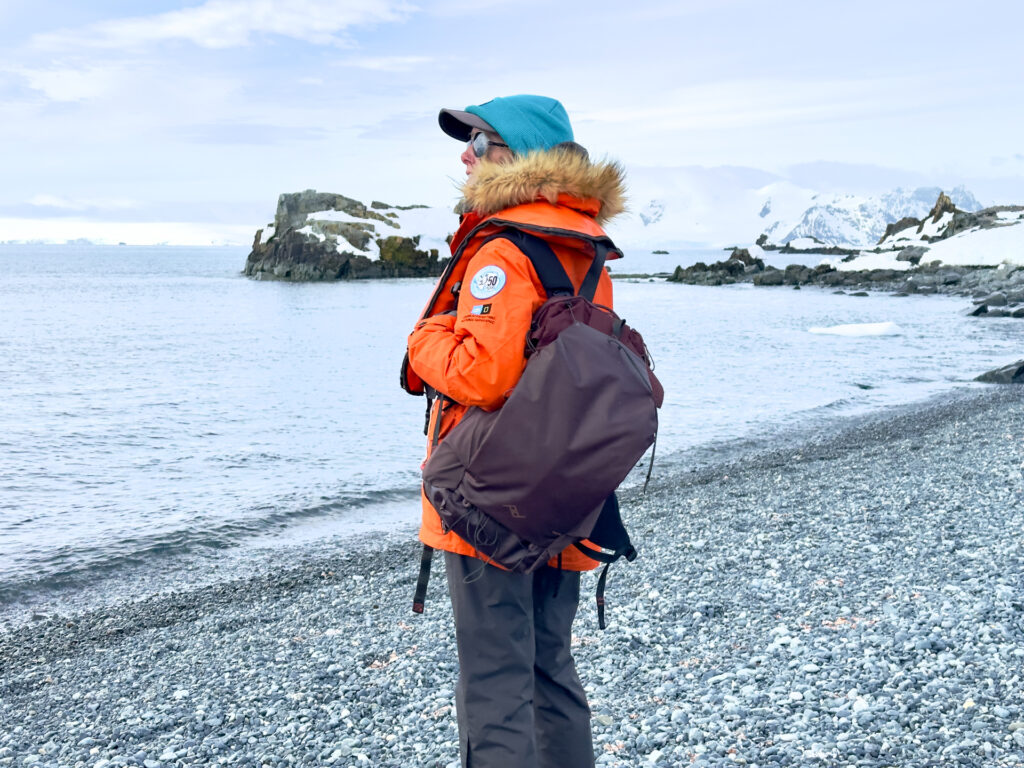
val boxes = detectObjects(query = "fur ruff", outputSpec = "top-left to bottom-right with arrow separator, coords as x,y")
461,149 -> 627,225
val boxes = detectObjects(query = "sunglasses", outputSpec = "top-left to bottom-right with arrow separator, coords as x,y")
469,132 -> 509,158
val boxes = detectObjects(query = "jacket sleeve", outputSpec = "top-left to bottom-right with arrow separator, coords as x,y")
407,239 -> 541,410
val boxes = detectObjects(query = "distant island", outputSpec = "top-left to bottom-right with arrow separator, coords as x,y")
245,190 -> 449,281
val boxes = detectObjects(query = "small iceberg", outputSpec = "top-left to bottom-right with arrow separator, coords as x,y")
808,321 -> 903,336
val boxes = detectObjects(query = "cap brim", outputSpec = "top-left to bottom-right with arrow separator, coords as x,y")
439,108 -> 495,142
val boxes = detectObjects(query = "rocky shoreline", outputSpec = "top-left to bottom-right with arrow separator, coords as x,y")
2,386 -> 1023,767
668,252 -> 1024,318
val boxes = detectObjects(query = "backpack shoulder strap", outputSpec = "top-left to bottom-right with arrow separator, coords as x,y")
579,240 -> 609,302
481,229 -> 586,299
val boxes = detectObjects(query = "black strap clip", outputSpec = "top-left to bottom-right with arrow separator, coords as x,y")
412,544 -> 434,614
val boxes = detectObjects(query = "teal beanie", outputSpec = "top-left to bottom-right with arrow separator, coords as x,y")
466,95 -> 574,155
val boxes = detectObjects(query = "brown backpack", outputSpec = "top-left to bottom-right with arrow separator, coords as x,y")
414,228 -> 663,627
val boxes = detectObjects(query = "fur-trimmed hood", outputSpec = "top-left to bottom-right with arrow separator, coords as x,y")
460,148 -> 627,225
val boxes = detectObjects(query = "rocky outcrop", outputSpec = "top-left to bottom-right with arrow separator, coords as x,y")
876,192 -> 1024,248
244,190 -> 446,281
753,263 -> 846,287
945,205 -> 1024,239
777,242 -> 860,257
923,191 -> 959,223
873,192 -> 961,245
756,235 -> 860,257
975,360 -> 1024,384
879,216 -> 922,243
967,285 -> 1024,318
667,248 -> 765,286
668,256 -> 1024,317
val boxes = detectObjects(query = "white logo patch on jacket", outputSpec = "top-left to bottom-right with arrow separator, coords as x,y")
469,266 -> 507,299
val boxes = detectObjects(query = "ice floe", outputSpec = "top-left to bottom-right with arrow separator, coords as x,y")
808,321 -> 903,336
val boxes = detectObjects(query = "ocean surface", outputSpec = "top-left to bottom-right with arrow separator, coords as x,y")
1,244 -> 1019,618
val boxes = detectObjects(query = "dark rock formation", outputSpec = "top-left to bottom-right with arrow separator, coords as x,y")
752,268 -> 784,287
879,216 -> 922,243
750,263 -> 837,287
273,191 -> 395,231
784,264 -> 812,285
945,205 -> 1024,239
976,292 -> 1008,307
667,249 -> 765,285
245,190 -> 446,281
727,247 -> 758,266
975,360 -> 1024,384
756,237 -> 860,257
967,285 -> 1024,319
671,254 -> 848,288
922,191 -> 959,222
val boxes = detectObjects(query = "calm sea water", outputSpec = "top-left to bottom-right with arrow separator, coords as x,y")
1,245 -> 1019,613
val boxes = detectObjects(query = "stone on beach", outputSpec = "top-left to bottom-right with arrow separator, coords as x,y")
975,360 -> 1024,384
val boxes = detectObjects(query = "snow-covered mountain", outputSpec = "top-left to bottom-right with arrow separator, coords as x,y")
602,165 -> 986,251
762,186 -> 983,247
603,165 -> 797,250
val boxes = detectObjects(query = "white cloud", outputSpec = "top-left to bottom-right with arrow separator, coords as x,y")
12,63 -> 123,102
576,77 -> 924,133
30,0 -> 415,50
27,194 -> 140,211
422,0 -> 522,15
336,55 -> 435,72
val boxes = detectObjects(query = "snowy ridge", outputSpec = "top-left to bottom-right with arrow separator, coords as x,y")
828,208 -> 1024,271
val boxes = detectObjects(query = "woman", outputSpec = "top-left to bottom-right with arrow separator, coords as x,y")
403,94 -> 627,768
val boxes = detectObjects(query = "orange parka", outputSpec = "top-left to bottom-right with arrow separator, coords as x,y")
404,148 -> 628,570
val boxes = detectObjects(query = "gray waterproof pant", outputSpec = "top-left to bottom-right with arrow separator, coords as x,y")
445,552 -> 595,768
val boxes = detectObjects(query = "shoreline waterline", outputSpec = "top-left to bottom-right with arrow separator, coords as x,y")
0,373 -> 1012,630
3,247 -> 1020,607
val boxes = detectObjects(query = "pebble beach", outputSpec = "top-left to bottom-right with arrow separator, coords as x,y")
2,385 -> 1023,768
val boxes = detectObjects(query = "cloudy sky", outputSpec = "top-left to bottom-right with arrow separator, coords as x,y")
1,0 -> 1022,244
